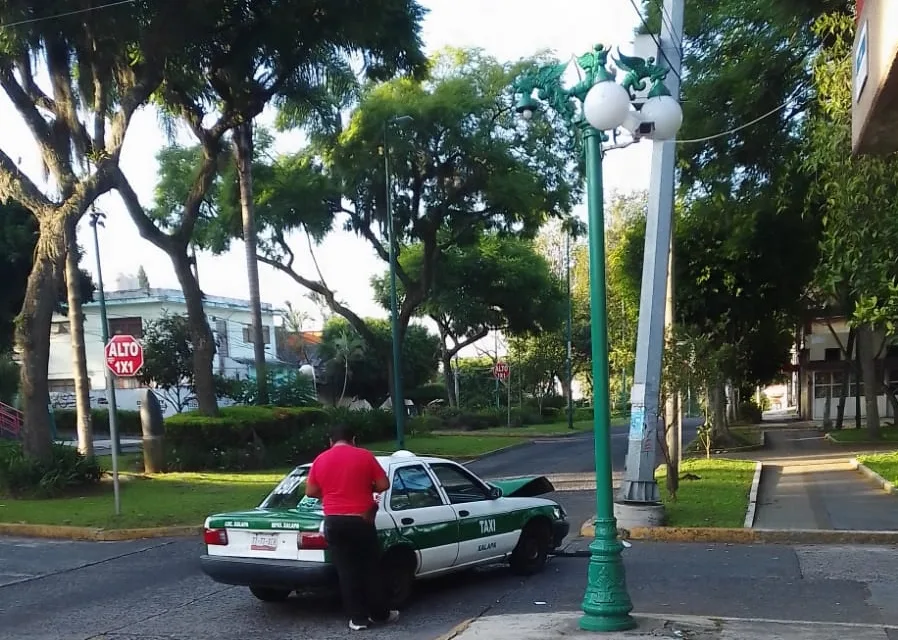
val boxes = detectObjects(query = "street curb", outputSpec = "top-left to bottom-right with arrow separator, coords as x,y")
433,618 -> 475,640
850,457 -> 897,494
577,521 -> 898,545
743,461 -> 764,528
0,523 -> 201,541
823,432 -> 896,446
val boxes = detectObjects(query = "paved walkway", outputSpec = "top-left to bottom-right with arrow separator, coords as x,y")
753,428 -> 898,531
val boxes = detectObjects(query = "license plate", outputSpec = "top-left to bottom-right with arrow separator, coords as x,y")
250,533 -> 278,551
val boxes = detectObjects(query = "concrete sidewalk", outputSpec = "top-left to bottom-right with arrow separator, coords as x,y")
449,612 -> 895,639
753,429 -> 898,530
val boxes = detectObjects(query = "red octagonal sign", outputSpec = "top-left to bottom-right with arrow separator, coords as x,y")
105,334 -> 144,377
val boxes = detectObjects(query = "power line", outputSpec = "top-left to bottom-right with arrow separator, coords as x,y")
625,0 -> 682,84
675,96 -> 801,144
0,0 -> 137,30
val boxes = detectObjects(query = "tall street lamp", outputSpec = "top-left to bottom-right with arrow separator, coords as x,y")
513,44 -> 682,632
565,229 -> 574,430
89,209 -> 122,516
383,114 -> 414,450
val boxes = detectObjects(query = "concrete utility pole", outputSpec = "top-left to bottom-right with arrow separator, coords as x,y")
617,0 -> 684,515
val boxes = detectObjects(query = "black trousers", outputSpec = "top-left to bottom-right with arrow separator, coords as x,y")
324,515 -> 389,624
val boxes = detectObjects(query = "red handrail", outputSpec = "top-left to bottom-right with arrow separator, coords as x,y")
0,401 -> 23,439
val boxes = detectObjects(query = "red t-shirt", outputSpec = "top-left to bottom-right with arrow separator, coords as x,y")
308,444 -> 387,516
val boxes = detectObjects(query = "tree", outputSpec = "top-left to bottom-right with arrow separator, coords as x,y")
115,0 -> 429,417
0,0 -> 196,458
283,301 -> 311,333
509,332 -> 565,414
137,266 -> 150,290
802,12 -> 898,437
138,313 -> 196,413
318,317 -> 439,406
329,329 -> 366,405
371,236 -> 566,406
214,48 -> 578,402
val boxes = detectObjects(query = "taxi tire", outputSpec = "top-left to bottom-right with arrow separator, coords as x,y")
249,586 -> 292,602
509,520 -> 551,576
382,549 -> 416,609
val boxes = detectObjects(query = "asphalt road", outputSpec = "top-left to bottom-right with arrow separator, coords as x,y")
0,419 -> 728,640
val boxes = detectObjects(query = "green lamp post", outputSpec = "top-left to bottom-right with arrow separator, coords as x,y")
512,45 -> 682,632
383,114 -> 414,450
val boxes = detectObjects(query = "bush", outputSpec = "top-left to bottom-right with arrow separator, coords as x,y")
573,407 -> 594,422
737,399 -> 763,425
0,440 -> 102,497
407,383 -> 448,406
327,407 -> 395,443
54,409 -> 142,436
408,414 -> 443,436
165,405 -> 331,471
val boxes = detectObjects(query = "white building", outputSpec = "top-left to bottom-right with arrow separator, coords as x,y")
47,286 -> 283,416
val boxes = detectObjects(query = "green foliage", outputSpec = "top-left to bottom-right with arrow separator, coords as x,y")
803,12 -> 898,330
214,370 -> 318,408
138,313 -> 196,412
54,409 -> 142,436
406,383 -> 448,405
737,399 -> 763,425
0,440 -> 102,498
318,317 -> 439,404
509,332 -> 566,408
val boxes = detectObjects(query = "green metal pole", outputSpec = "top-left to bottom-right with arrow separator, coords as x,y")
384,123 -> 405,450
579,123 -> 636,633
566,231 -> 574,430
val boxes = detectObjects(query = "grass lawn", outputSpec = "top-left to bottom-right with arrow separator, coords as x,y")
858,452 -> 898,484
685,426 -> 763,455
0,468 -> 290,529
826,426 -> 898,444
365,434 -> 525,458
655,458 -> 756,528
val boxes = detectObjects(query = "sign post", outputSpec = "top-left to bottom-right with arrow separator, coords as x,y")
493,362 -> 511,428
104,335 -> 144,516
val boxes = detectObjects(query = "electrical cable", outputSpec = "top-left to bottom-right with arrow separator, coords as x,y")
0,0 -> 137,30
625,0 -> 682,84
675,96 -> 801,144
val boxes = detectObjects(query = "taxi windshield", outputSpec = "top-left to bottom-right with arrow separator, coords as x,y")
259,466 -> 319,511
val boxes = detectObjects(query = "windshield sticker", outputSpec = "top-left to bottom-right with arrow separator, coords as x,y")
272,472 -> 306,495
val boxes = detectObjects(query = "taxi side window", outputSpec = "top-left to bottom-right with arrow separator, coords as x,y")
430,463 -> 491,504
390,465 -> 444,512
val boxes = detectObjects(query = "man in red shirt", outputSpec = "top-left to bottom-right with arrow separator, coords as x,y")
306,423 -> 398,631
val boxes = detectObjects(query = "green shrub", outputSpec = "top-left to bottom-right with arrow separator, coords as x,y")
737,400 -> 763,424
54,409 -> 142,436
0,440 -> 102,497
327,407 -> 395,442
573,407 -> 594,422
407,414 -> 443,435
407,383 -> 448,406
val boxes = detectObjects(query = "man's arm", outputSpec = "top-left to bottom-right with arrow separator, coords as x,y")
372,455 -> 390,493
305,464 -> 322,499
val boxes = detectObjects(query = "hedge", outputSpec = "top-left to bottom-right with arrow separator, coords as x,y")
54,409 -> 142,436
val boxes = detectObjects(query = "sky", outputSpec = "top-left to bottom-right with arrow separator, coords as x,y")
0,0 -> 655,333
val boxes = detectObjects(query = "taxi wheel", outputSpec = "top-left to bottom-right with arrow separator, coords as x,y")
509,521 -> 550,576
382,550 -> 416,609
249,586 -> 291,602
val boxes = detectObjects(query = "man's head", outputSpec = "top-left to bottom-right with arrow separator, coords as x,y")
329,422 -> 356,446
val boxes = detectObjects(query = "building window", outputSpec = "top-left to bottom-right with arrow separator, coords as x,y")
824,348 -> 841,362
113,377 -> 142,390
242,325 -> 271,345
48,379 -> 75,393
109,316 -> 143,339
814,371 -> 864,399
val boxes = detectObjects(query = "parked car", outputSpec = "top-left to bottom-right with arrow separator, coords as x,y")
200,450 -> 570,606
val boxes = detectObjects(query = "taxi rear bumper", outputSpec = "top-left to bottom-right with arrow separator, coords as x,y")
200,555 -> 338,589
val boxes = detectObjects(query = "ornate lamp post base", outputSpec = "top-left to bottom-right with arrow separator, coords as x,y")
579,518 -> 637,632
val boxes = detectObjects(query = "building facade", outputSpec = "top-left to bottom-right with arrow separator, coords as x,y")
852,0 -> 898,154
798,316 -> 898,421
47,287 -> 283,417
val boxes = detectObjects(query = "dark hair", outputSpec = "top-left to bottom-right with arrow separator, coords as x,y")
329,422 -> 355,443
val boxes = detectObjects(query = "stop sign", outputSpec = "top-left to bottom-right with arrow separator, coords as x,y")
105,334 -> 144,377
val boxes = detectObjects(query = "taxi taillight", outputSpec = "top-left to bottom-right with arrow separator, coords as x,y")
204,528 -> 228,546
297,532 -> 328,550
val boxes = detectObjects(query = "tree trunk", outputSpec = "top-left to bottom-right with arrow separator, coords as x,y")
17,215 -> 66,460
171,252 -> 218,415
710,380 -> 728,442
664,391 -> 680,500
442,350 -> 457,408
835,326 -> 855,430
233,121 -> 267,405
64,218 -> 94,457
857,324 -> 880,437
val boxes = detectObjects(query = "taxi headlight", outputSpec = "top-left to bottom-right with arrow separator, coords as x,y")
553,506 -> 565,520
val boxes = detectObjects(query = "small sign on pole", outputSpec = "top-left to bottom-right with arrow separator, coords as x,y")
493,361 -> 510,381
105,334 -> 145,377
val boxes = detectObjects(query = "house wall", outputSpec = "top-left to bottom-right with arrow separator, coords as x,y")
46,289 -> 281,415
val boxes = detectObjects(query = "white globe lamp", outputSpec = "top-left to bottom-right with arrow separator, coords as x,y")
641,95 -> 683,141
583,80 -> 631,131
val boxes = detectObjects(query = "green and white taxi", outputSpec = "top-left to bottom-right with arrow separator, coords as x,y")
200,450 -> 570,606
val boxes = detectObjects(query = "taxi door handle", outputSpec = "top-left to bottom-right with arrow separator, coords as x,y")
401,517 -> 414,525
458,510 -> 469,517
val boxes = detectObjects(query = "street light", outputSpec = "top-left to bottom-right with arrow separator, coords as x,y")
383,114 -> 414,450
513,44 -> 682,633
88,209 -> 122,516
